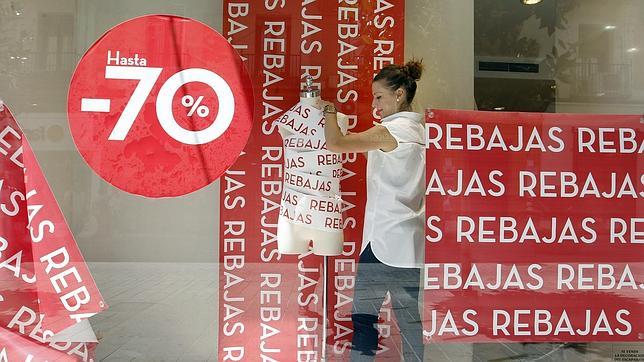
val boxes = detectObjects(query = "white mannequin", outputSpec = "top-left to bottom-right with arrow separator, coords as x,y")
277,81 -> 347,256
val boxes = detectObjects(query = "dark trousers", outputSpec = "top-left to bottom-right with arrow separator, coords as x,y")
351,244 -> 424,361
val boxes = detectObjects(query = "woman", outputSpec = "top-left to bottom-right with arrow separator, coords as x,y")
321,60 -> 426,361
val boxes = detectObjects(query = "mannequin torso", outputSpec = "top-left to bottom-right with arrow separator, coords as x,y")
276,95 -> 346,256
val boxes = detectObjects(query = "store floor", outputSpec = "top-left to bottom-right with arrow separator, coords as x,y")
88,263 -> 631,361
89,263 -> 218,361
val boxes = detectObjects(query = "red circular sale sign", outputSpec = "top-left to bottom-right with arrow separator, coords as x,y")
68,15 -> 253,197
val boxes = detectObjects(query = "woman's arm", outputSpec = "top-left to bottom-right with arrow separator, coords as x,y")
322,102 -> 397,153
347,130 -> 368,159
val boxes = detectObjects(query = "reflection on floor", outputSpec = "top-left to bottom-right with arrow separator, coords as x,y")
88,263 -> 637,361
89,263 -> 218,361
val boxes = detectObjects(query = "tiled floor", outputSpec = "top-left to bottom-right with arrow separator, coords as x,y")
88,263 -> 640,361
89,263 -> 218,361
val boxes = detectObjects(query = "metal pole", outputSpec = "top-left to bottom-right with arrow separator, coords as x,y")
322,255 -> 328,361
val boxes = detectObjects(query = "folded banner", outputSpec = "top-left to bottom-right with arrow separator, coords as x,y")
1,327 -> 71,361
424,109 -> 643,342
0,326 -> 97,362
0,101 -> 106,352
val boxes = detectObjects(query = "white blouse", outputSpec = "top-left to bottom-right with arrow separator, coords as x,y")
361,111 -> 425,268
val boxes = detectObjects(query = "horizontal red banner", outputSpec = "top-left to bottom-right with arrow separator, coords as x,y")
424,109 -> 643,342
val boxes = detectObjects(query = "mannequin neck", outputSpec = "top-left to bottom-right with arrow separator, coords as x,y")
300,96 -> 320,108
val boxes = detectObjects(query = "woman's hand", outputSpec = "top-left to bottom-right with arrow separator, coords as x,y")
319,100 -> 397,153
319,99 -> 335,111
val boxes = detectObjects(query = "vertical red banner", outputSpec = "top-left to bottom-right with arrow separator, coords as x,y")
219,1 -> 404,360
424,109 -> 643,342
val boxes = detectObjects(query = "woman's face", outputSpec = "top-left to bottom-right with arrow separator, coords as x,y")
371,80 -> 402,118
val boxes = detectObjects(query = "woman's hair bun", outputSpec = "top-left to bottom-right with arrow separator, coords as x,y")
403,59 -> 423,81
